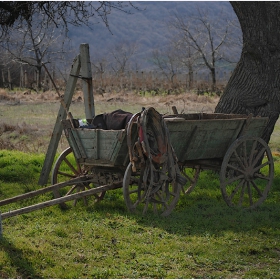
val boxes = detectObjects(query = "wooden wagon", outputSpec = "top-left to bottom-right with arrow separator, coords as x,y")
49,108 -> 274,216
0,44 -> 274,228
0,107 -> 274,222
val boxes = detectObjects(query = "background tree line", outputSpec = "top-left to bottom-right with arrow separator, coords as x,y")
0,3 -> 241,95
1,1 -> 279,145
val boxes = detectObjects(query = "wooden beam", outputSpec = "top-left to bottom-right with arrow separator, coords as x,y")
0,213 -> 2,237
80,43 -> 95,119
38,54 -> 81,186
0,177 -> 89,207
1,182 -> 122,220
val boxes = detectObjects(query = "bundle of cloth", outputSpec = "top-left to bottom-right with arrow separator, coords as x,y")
79,109 -> 133,130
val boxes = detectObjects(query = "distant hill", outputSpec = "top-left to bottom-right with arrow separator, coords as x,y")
67,1 -> 241,71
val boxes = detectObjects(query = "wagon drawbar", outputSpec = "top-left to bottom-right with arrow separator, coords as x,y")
0,44 -> 274,236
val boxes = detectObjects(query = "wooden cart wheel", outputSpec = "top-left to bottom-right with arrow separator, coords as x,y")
51,147 -> 106,208
123,161 -> 181,216
220,136 -> 274,209
181,166 -> 201,194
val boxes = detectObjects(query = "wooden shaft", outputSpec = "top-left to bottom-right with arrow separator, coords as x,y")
1,182 -> 122,220
0,177 -> 89,207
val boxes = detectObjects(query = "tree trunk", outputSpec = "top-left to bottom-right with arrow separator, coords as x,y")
210,67 -> 216,92
215,2 -> 280,144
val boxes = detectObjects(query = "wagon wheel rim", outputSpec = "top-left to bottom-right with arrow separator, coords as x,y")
181,166 -> 200,194
123,161 -> 181,216
220,136 -> 274,209
51,147 -> 106,208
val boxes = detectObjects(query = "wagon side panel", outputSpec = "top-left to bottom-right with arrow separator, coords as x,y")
62,120 -> 138,167
240,118 -> 268,138
166,119 -> 247,162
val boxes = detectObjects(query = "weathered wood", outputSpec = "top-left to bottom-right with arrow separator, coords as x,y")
62,120 -> 129,165
0,213 -> 2,237
1,182 -> 122,220
80,44 -> 95,119
165,114 -> 268,162
0,177 -> 89,207
38,54 -> 81,186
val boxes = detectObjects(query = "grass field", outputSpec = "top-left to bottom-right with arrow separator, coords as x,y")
1,90 -> 280,278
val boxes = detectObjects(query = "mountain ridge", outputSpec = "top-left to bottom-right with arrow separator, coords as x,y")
67,1 -> 241,71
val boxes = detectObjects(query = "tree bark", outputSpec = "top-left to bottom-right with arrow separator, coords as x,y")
215,2 -> 280,144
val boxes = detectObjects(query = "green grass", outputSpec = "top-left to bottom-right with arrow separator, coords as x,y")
1,150 -> 280,278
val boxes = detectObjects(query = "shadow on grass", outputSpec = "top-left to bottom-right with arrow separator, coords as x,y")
91,175 -> 280,238
132,198 -> 280,237
0,237 -> 41,278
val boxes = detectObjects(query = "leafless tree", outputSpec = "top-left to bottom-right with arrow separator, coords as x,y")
91,56 -> 109,89
170,35 -> 201,89
151,45 -> 181,86
0,16 -> 69,90
0,2 -> 137,37
0,1 -> 137,90
170,7 -> 240,91
109,42 -> 138,75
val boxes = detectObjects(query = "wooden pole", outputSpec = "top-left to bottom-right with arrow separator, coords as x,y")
0,177 -> 89,207
0,212 -> 2,237
38,55 -> 81,185
80,43 -> 95,119
1,182 -> 122,220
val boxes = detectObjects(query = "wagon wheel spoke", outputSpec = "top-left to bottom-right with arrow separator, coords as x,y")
56,171 -> 77,179
123,162 -> 181,216
182,167 -> 200,194
143,198 -> 150,215
249,140 -> 258,166
252,159 -> 270,173
220,137 -> 274,209
242,140 -> 248,168
229,179 -> 244,201
62,157 -> 80,175
238,181 -> 246,207
226,163 -> 245,175
246,181 -> 254,206
51,147 -> 106,208
123,162 -> 146,212
226,174 -> 245,185
251,180 -> 264,197
65,185 -> 78,196
251,147 -> 267,167
254,172 -> 270,181
233,150 -> 246,170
